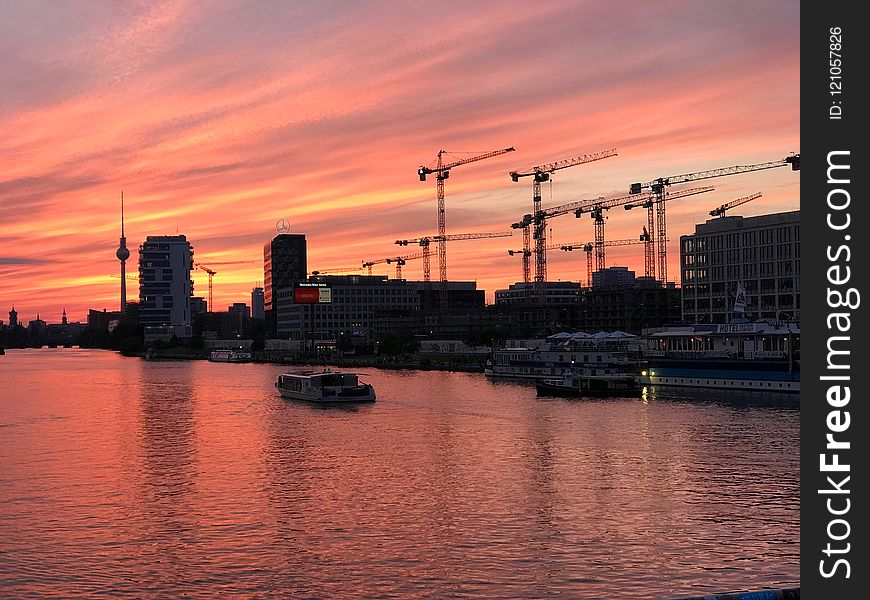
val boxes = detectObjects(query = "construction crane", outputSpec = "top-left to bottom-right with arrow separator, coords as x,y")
507,240 -> 588,285
629,154 -> 799,282
621,187 -> 715,278
578,186 -> 714,276
194,263 -> 217,309
395,231 -> 513,282
362,252 -> 424,278
191,259 -> 258,311
561,234 -> 653,288
709,192 -> 763,217
417,147 -> 515,311
513,187 -> 713,288
387,255 -> 422,279
509,149 -> 617,304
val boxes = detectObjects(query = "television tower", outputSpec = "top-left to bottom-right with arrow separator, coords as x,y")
115,192 -> 130,312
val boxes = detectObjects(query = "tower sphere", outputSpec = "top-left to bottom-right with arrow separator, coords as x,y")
116,246 -> 130,261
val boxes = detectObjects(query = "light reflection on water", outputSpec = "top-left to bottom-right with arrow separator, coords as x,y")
0,349 -> 799,598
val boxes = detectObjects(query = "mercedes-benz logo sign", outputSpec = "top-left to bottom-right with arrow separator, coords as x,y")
276,218 -> 290,233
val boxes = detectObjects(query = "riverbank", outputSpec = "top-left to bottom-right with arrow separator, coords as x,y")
132,347 -> 486,372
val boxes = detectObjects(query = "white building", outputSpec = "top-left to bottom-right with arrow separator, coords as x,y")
680,210 -> 799,324
138,235 -> 194,337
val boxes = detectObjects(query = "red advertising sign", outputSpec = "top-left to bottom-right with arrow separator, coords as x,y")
294,287 -> 320,303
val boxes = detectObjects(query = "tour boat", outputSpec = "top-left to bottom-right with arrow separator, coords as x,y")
536,372 -> 640,398
275,370 -> 376,403
209,349 -> 253,363
486,331 -> 641,381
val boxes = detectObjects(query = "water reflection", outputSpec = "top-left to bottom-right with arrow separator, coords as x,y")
0,352 -> 799,598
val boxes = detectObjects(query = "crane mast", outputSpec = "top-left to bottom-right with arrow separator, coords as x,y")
510,186 -> 712,282
621,186 -> 716,279
395,231 -> 512,284
418,147 -> 515,312
561,236 -> 648,288
509,148 -> 617,304
194,263 -> 217,310
629,154 -> 799,282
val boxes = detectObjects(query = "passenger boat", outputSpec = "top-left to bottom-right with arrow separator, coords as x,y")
275,370 -> 376,403
639,320 -> 799,392
209,349 -> 253,363
536,373 -> 640,398
486,331 -> 642,381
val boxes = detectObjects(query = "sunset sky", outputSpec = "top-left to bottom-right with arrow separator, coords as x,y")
1,0 -> 799,323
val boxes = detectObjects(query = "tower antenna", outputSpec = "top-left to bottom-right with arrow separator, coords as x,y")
116,191 -> 131,312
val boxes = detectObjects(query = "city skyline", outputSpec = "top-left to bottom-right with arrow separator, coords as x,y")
0,1 -> 800,320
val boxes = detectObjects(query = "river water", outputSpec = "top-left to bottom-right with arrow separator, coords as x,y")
0,348 -> 799,598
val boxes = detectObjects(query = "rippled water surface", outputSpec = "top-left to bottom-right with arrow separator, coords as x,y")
0,349 -> 799,598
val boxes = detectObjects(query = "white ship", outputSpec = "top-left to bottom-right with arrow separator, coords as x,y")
485,331 -> 642,381
275,370 -> 376,403
209,350 -> 253,363
639,320 -> 800,392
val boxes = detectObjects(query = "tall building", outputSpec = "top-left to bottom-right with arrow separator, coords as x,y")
251,287 -> 265,319
138,235 -> 194,336
8,306 -> 17,328
61,309 -> 67,326
680,210 -> 799,324
264,234 -> 307,334
228,302 -> 251,337
116,192 -> 130,312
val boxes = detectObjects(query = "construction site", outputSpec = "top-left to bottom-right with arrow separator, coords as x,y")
251,148 -> 802,351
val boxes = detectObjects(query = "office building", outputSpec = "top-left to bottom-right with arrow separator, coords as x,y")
592,266 -> 636,288
138,235 -> 194,337
276,275 -> 420,344
495,282 -> 581,305
680,210 -> 799,324
251,287 -> 265,319
264,234 -> 307,334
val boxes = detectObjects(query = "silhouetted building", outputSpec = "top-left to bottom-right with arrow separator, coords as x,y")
28,315 -> 46,333
88,309 -> 123,331
264,234 -> 307,335
228,303 -> 251,337
577,285 -> 681,333
61,309 -> 67,326
495,282 -> 581,305
190,297 -> 207,316
251,287 -> 265,320
138,235 -> 194,337
412,281 -> 485,313
680,210 -> 799,323
8,306 -> 17,328
592,266 -> 636,288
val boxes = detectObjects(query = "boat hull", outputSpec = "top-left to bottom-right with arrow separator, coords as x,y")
536,376 -> 640,398
275,384 -> 376,403
639,358 -> 799,393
